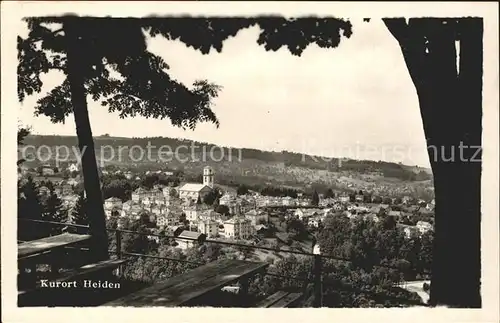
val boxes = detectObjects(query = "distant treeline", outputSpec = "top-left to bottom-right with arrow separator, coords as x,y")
21,135 -> 431,181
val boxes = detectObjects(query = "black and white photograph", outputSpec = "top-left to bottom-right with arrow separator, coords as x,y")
1,1 -> 499,322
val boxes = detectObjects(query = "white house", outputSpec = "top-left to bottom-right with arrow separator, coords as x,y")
183,202 -> 206,223
282,196 -> 295,206
104,197 -> 123,217
121,205 -> 143,219
339,196 -> 350,203
308,216 -> 322,228
40,165 -> 56,176
131,188 -> 148,203
157,211 -> 180,228
125,171 -> 133,180
142,196 -> 153,206
67,163 -> 79,173
398,224 -> 419,239
223,217 -> 252,239
294,209 -> 305,220
238,198 -> 255,214
295,209 -> 318,221
244,209 -> 269,227
416,221 -> 433,235
151,205 -> 168,217
197,219 -> 219,238
425,202 -> 435,211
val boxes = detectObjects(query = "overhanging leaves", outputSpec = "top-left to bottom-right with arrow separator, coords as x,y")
18,16 -> 352,128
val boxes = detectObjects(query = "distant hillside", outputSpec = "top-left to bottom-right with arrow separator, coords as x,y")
21,135 -> 431,171
19,135 -> 433,195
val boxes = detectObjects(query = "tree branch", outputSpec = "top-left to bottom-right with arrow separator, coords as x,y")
27,28 -> 64,44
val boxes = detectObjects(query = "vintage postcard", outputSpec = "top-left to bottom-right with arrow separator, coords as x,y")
1,1 -> 499,323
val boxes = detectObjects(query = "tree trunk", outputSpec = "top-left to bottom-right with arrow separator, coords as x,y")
384,18 -> 482,307
64,18 -> 109,261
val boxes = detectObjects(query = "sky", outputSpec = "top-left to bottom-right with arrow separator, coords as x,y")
18,18 -> 431,167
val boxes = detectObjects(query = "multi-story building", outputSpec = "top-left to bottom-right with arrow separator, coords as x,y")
131,187 -> 148,203
104,197 -> 123,218
151,204 -> 168,217
223,217 -> 253,239
183,202 -> 206,224
219,194 -> 235,206
244,209 -> 269,227
238,198 -> 255,214
157,211 -> 180,228
197,219 -> 218,238
105,197 -> 123,210
121,205 -> 144,219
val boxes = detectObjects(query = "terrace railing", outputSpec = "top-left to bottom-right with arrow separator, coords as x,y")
18,218 -> 431,307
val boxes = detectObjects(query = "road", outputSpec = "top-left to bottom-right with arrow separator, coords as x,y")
399,280 -> 430,304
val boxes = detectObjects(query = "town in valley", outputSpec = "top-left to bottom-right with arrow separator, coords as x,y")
17,135 -> 435,306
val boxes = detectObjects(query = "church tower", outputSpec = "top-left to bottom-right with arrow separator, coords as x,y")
203,166 -> 215,189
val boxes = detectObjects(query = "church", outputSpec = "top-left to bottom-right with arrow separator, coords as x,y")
178,166 -> 215,202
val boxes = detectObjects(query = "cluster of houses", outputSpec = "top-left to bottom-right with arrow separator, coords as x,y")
22,162 -> 435,253
103,166 -> 272,248
34,176 -> 81,211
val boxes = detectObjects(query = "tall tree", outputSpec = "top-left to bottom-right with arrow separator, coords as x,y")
42,188 -> 68,235
18,17 -> 224,260
383,18 -> 482,307
203,187 -> 221,206
69,192 -> 88,234
311,190 -> 320,206
17,126 -> 31,171
18,177 -> 45,240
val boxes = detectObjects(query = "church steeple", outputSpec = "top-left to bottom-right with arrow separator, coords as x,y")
203,166 -> 214,189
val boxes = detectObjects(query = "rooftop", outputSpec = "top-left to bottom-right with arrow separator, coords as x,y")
224,217 -> 251,224
105,197 -> 122,202
179,183 -> 210,192
178,230 -> 204,239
